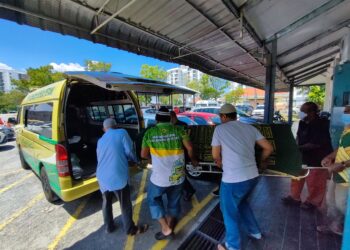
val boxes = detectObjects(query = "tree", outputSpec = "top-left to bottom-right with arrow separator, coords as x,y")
187,74 -> 229,100
140,64 -> 168,80
12,65 -> 64,93
308,85 -> 325,108
224,87 -> 244,104
0,90 -> 26,112
85,60 -> 112,72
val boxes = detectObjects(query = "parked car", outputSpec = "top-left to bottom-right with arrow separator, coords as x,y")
144,114 -> 197,128
235,104 -> 254,115
0,132 -> 7,145
0,125 -> 15,140
194,100 -> 219,108
252,105 -> 265,116
192,107 -> 259,124
180,112 -> 221,125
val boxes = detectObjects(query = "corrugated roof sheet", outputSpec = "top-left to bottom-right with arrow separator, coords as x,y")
0,0 -> 348,89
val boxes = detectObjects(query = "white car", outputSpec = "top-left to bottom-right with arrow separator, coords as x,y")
0,132 -> 7,145
252,105 -> 265,116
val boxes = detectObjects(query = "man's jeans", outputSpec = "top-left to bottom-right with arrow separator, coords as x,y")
220,177 -> 260,250
147,181 -> 183,219
102,184 -> 135,234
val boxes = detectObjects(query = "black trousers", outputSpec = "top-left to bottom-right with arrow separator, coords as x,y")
102,184 -> 135,234
183,177 -> 195,195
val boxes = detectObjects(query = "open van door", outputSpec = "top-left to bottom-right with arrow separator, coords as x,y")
65,71 -> 198,95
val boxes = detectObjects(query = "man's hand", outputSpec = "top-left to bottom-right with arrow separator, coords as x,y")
321,156 -> 334,168
259,160 -> 269,170
328,163 -> 346,173
214,159 -> 222,168
191,159 -> 199,167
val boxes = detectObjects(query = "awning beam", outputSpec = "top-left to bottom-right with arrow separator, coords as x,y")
278,18 -> 350,58
265,0 -> 345,43
280,40 -> 340,69
295,69 -> 328,85
285,57 -> 334,76
91,0 -> 137,34
173,42 -> 234,60
287,63 -> 331,79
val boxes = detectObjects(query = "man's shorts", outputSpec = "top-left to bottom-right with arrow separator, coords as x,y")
147,181 -> 183,219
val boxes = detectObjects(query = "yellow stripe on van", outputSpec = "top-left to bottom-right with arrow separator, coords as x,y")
149,148 -> 183,157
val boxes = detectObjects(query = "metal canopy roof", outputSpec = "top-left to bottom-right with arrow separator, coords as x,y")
65,71 -> 198,94
0,0 -> 348,90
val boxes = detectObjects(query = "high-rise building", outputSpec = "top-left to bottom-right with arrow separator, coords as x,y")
0,68 -> 27,92
167,65 -> 203,86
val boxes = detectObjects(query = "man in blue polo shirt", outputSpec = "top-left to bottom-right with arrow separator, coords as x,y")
96,118 -> 148,235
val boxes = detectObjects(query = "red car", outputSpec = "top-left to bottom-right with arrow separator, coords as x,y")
179,112 -> 221,125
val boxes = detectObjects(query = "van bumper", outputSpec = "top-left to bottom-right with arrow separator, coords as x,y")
60,177 -> 100,202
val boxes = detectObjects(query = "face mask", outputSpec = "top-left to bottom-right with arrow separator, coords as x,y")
298,112 -> 306,120
341,114 -> 350,125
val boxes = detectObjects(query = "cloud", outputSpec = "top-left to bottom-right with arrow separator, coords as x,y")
50,62 -> 85,72
0,62 -> 14,70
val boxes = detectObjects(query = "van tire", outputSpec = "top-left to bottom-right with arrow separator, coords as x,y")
40,167 -> 59,203
18,148 -> 30,170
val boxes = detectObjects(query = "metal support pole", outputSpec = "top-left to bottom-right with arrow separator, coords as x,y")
288,81 -> 294,124
264,39 -> 277,124
182,94 -> 185,110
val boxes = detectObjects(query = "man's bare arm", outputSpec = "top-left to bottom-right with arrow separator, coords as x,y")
212,145 -> 222,168
256,138 -> 273,169
183,140 -> 198,166
141,147 -> 151,160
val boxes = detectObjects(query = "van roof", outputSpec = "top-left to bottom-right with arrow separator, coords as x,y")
22,80 -> 66,104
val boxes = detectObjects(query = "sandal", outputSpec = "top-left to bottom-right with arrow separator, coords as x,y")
281,196 -> 301,206
129,224 -> 149,236
155,231 -> 174,240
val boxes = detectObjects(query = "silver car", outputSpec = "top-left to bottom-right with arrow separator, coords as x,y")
0,126 -> 15,140
0,132 -> 7,144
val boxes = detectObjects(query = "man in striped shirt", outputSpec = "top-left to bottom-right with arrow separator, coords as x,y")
141,107 -> 198,240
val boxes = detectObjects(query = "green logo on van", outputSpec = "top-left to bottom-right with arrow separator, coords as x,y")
26,85 -> 55,101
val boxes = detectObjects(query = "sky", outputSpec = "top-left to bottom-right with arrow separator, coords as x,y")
0,19 -> 178,75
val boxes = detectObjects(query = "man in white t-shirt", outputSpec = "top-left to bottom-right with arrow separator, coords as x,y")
212,104 -> 273,250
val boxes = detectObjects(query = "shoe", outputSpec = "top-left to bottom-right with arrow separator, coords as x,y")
281,196 -> 301,206
317,225 -> 343,236
248,233 -> 263,240
300,202 -> 316,210
105,224 -> 116,233
128,224 -> 149,235
183,192 -> 195,201
155,231 -> 174,240
212,189 -> 220,196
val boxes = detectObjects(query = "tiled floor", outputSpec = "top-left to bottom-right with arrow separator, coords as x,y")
179,176 -> 342,250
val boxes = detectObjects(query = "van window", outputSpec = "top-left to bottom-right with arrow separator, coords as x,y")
24,103 -> 53,138
111,104 -> 138,125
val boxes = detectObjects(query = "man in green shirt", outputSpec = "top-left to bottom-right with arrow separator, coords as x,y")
141,107 -> 197,240
318,105 -> 350,235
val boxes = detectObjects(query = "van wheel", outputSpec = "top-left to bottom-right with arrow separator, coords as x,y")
40,167 -> 59,203
18,148 -> 30,170
185,165 -> 202,179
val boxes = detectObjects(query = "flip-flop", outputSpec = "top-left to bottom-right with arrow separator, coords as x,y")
155,231 -> 174,240
129,224 -> 149,236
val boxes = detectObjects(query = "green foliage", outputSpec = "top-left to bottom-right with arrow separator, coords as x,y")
224,87 -> 244,104
85,60 -> 112,72
307,85 -> 325,107
140,64 -> 168,80
0,90 -> 26,112
12,65 -> 64,93
138,95 -> 152,106
186,74 -> 229,100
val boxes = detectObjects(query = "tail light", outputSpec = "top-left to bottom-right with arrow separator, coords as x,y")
55,144 -> 70,177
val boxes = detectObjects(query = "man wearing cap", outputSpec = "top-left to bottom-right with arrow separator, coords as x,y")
141,107 -> 198,240
96,118 -> 148,235
212,104 -> 273,250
